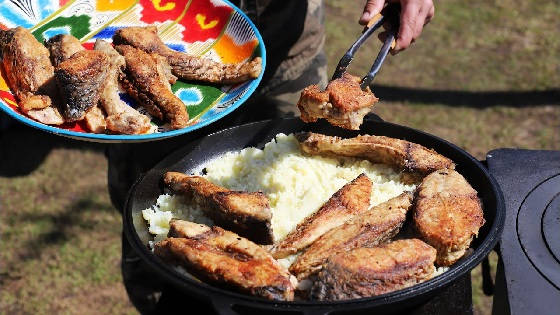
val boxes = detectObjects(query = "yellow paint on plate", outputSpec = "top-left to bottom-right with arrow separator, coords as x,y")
0,73 -> 9,91
196,14 -> 218,29
96,0 -> 137,11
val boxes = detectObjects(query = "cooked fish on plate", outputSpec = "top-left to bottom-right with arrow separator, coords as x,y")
116,45 -> 189,130
0,19 -> 263,139
154,219 -> 296,301
55,50 -> 109,122
0,27 -> 61,123
93,39 -> 152,134
113,26 -> 262,85
45,34 -> 85,67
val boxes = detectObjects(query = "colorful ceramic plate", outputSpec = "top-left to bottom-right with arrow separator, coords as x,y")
0,0 -> 265,142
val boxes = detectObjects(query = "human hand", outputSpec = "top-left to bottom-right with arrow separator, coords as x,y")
359,0 -> 434,53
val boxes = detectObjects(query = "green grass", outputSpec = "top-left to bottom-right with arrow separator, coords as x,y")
0,133 -> 135,314
1,1 -> 559,314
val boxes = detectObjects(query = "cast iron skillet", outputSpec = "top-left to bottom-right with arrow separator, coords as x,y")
124,118 -> 505,315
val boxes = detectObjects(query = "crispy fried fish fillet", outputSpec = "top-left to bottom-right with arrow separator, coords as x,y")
414,169 -> 485,266
271,173 -> 372,259
0,27 -> 60,119
298,73 -> 378,130
112,26 -> 261,84
296,132 -> 454,183
311,239 -> 437,301
116,45 -> 188,129
93,40 -> 152,134
163,172 -> 273,244
155,220 -> 296,301
44,34 -> 84,67
290,192 -> 413,279
45,34 -> 107,132
55,50 -> 109,121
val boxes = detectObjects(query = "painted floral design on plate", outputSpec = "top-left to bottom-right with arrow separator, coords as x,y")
0,0 -> 264,142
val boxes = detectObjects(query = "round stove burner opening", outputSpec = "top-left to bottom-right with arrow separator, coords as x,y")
517,174 -> 560,289
542,195 -> 560,264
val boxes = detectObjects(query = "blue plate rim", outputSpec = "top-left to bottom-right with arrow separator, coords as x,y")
0,0 -> 266,143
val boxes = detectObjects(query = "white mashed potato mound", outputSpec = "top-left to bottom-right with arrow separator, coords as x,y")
143,133 -> 416,244
204,134 -> 416,241
142,194 -> 213,240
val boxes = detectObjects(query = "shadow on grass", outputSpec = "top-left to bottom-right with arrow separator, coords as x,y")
0,117 -> 106,177
5,195 -> 114,269
1,86 -> 557,177
373,85 -> 560,107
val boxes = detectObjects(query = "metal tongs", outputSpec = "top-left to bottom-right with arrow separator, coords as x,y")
332,4 -> 400,90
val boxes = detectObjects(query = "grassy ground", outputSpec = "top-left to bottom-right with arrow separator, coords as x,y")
1,0 -> 558,314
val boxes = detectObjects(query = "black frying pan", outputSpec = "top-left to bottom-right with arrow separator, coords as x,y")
123,118 -> 505,314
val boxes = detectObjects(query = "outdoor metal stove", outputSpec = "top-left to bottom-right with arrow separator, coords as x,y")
488,149 -> 560,315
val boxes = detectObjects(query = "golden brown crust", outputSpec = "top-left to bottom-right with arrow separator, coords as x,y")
116,45 -> 188,129
290,192 -> 413,279
163,172 -> 273,244
44,34 -> 84,67
155,220 -> 296,301
271,173 -> 372,259
0,27 -> 57,114
93,39 -> 153,134
55,50 -> 109,121
113,26 -> 261,84
297,73 -> 378,130
296,132 -> 455,180
83,105 -> 106,133
413,169 -> 485,266
311,239 -> 436,301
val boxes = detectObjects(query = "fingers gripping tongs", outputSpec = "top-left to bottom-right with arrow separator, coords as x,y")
332,4 -> 400,90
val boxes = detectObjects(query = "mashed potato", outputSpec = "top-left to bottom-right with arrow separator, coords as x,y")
143,133 -> 416,244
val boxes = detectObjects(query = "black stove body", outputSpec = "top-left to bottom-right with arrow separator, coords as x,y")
487,149 -> 560,315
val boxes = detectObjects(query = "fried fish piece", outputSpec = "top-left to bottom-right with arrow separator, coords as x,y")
163,172 -> 273,244
298,73 -> 378,130
113,26 -> 261,84
271,173 -> 372,259
296,132 -> 454,183
155,220 -> 296,301
45,34 -> 107,133
55,50 -> 109,121
0,27 -> 59,118
414,169 -> 485,266
116,45 -> 188,129
26,106 -> 64,125
44,34 -> 84,67
290,192 -> 413,279
93,39 -> 152,134
311,239 -> 437,301
83,105 -> 106,133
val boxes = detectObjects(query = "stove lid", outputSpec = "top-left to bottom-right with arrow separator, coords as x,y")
487,149 -> 560,315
